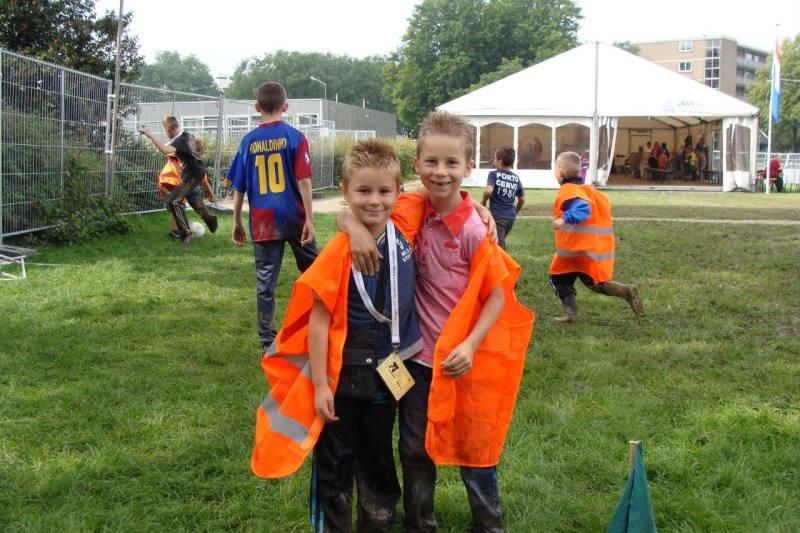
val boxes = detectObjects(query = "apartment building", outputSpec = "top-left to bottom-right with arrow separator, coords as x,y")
633,37 -> 768,100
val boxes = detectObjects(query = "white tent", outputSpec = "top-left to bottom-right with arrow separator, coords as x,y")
438,42 -> 761,191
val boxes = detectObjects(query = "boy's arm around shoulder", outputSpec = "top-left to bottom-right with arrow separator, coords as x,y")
337,191 -> 429,276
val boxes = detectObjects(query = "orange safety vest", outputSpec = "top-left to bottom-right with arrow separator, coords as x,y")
158,156 -> 183,188
377,192 -> 535,467
251,232 -> 351,479
549,183 -> 615,284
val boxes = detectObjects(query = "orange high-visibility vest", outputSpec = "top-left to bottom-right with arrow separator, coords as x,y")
251,232 -> 350,479
158,156 -> 183,188
390,192 -> 535,467
549,183 -> 615,284
424,232 -> 534,467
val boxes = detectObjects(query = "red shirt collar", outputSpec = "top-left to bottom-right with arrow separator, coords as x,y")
258,120 -> 285,128
423,191 -> 474,237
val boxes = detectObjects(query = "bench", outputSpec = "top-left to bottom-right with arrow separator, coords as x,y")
755,169 -> 779,192
643,167 -> 672,183
0,245 -> 36,281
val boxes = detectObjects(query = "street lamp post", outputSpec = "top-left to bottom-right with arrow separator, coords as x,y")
309,76 -> 327,124
309,76 -> 327,100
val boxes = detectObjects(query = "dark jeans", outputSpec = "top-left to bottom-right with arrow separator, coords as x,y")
399,361 -> 504,532
310,391 -> 399,533
165,177 -> 204,236
495,218 -> 515,251
253,235 -> 318,345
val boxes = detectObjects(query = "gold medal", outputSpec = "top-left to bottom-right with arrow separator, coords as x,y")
376,350 -> 415,400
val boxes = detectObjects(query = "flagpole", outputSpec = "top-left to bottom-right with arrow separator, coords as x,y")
765,25 -> 780,195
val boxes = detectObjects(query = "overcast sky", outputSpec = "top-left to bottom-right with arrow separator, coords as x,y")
95,0 -> 797,77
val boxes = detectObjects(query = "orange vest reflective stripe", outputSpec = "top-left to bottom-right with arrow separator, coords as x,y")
392,192 -> 535,467
251,233 -> 350,478
549,183 -> 615,283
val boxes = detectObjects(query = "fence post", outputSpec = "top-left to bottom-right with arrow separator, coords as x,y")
214,95 -> 225,198
0,49 -> 4,245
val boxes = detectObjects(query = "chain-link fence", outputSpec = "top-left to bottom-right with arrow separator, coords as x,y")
1,48 -> 335,240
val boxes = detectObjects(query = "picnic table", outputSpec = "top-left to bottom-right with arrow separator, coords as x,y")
643,167 -> 672,183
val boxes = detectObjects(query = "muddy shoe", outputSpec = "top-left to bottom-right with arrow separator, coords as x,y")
626,285 -> 643,314
179,232 -> 194,246
603,281 -> 643,314
553,296 -> 578,323
207,214 -> 218,234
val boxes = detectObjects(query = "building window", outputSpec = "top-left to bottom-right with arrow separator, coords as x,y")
679,61 -> 692,72
704,40 -> 720,89
679,40 -> 693,52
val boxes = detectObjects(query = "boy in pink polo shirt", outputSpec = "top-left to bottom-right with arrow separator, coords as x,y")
340,111 -> 534,533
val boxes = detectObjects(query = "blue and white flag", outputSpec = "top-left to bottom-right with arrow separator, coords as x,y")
771,38 -> 781,123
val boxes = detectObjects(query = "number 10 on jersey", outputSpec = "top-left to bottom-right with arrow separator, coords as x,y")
256,153 -> 287,195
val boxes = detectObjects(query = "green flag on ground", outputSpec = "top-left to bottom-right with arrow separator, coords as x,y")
607,441 -> 657,533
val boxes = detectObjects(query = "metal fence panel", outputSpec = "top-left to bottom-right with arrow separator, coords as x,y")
1,48 -> 335,241
1,49 -> 111,237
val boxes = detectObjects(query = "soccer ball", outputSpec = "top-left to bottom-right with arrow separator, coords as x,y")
189,221 -> 205,237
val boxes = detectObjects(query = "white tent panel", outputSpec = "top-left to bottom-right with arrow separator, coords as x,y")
439,42 -> 760,190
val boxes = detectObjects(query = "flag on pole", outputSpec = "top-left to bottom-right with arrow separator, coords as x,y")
607,441 -> 657,533
771,38 -> 781,123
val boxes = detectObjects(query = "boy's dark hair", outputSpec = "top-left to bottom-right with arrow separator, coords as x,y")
342,138 -> 402,188
494,145 -> 515,167
417,110 -> 475,160
556,151 -> 581,177
257,82 -> 287,114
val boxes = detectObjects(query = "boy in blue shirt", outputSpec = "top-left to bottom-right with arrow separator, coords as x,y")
481,145 -> 525,250
227,82 -> 318,353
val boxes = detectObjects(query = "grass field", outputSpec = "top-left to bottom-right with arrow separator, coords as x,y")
1,189 -> 798,532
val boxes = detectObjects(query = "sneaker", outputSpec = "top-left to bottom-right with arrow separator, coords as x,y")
180,233 -> 194,246
168,230 -> 181,239
207,215 -> 218,234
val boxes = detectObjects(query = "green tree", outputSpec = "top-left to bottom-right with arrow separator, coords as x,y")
226,51 -> 393,113
383,0 -> 582,134
613,40 -> 640,55
138,51 -> 221,96
746,35 -> 800,152
0,0 -> 143,81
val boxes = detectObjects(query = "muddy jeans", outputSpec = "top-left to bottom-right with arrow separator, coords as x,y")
399,361 -> 504,532
310,387 -> 399,532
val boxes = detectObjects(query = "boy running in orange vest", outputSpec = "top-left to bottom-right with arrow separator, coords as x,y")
341,111 -> 534,533
550,151 -> 643,323
251,139 -> 423,532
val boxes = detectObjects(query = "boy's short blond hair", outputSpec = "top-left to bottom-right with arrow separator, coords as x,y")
416,110 -> 475,161
162,115 -> 180,134
342,138 -> 401,188
556,151 -> 582,178
257,82 -> 287,114
194,137 -> 204,154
